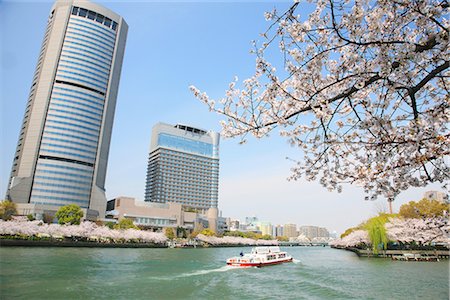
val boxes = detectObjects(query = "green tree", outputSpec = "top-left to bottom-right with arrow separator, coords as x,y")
200,228 -> 216,237
114,218 -> 138,230
363,214 -> 396,254
55,204 -> 83,225
276,236 -> 289,242
399,198 -> 449,219
104,221 -> 115,229
176,226 -> 187,238
260,234 -> 273,240
164,227 -> 175,239
0,200 -> 17,221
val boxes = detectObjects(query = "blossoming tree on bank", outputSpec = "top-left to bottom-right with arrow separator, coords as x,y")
196,234 -> 279,246
191,0 -> 449,201
0,219 -> 167,244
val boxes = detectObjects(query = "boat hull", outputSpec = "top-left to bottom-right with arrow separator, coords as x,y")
227,257 -> 293,267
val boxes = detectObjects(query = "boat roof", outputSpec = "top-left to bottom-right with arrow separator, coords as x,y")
253,246 -> 281,254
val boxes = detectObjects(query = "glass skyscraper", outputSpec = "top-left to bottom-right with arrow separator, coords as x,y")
6,0 -> 127,218
145,123 -> 220,211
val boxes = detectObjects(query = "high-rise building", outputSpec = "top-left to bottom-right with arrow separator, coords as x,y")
145,123 -> 220,211
6,0 -> 127,218
283,224 -> 298,238
272,225 -> 284,237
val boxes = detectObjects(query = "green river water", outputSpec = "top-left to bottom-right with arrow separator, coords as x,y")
0,246 -> 448,299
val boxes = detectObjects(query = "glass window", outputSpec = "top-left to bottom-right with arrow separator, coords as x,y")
104,18 -> 111,27
87,11 -> 96,20
95,14 -> 104,23
111,22 -> 117,31
79,8 -> 87,17
71,7 -> 79,15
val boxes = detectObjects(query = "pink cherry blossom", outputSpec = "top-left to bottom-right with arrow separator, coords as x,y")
190,0 -> 449,201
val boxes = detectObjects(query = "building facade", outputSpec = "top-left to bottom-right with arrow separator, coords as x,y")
106,196 -> 220,232
298,225 -> 330,240
145,123 -> 220,211
6,0 -> 127,218
423,191 -> 449,203
283,224 -> 298,238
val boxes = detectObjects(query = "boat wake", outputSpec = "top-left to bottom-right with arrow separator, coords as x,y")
176,265 -> 239,278
292,259 -> 301,264
150,265 -> 243,280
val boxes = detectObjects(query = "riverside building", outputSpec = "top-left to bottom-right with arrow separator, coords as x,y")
145,123 -> 220,212
6,0 -> 127,219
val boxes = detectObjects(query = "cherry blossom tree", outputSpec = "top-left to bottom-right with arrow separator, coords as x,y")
0,219 -> 167,244
196,234 -> 278,246
386,217 -> 450,244
191,0 -> 449,201
329,229 -> 369,247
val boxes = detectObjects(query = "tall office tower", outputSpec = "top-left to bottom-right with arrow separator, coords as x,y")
7,0 -> 127,218
145,123 -> 220,211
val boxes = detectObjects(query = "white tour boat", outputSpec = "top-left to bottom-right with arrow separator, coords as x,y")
226,246 -> 293,267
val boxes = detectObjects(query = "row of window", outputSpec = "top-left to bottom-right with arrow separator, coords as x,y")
30,200 -> 88,209
150,165 -> 218,176
49,106 -> 102,123
45,124 -> 99,140
34,181 -> 91,192
70,18 -> 116,42
56,73 -> 106,92
71,6 -> 118,31
42,136 -> 97,150
155,149 -> 219,166
64,43 -> 111,65
51,101 -> 103,119
158,133 -> 214,157
65,36 -> 113,58
35,175 -> 91,186
59,62 -> 109,83
38,162 -> 93,174
47,112 -> 100,129
39,148 -> 95,162
61,48 -> 111,74
60,53 -> 109,75
46,119 -> 99,136
33,188 -> 90,198
156,157 -> 218,169
36,167 -> 93,180
66,28 -> 114,52
134,217 -> 176,226
53,85 -> 105,102
31,195 -> 89,207
44,130 -> 97,145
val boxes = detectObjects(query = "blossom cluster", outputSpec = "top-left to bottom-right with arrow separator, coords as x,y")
196,234 -> 278,246
330,217 -> 450,248
191,0 -> 449,200
329,230 -> 369,248
0,219 -> 167,244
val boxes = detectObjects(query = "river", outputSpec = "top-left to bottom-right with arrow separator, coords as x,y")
0,246 -> 448,299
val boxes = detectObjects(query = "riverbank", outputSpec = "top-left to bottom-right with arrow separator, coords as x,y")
0,238 -> 167,248
332,246 -> 450,260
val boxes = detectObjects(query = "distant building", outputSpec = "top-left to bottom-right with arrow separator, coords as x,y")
298,226 -> 330,240
284,224 -> 297,238
272,225 -> 284,237
145,123 -> 220,211
256,222 -> 273,236
6,0 -> 128,220
229,219 -> 240,231
423,191 -> 449,203
106,196 -> 221,232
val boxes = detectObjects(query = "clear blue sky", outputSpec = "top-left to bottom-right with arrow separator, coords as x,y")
0,0 -> 442,234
